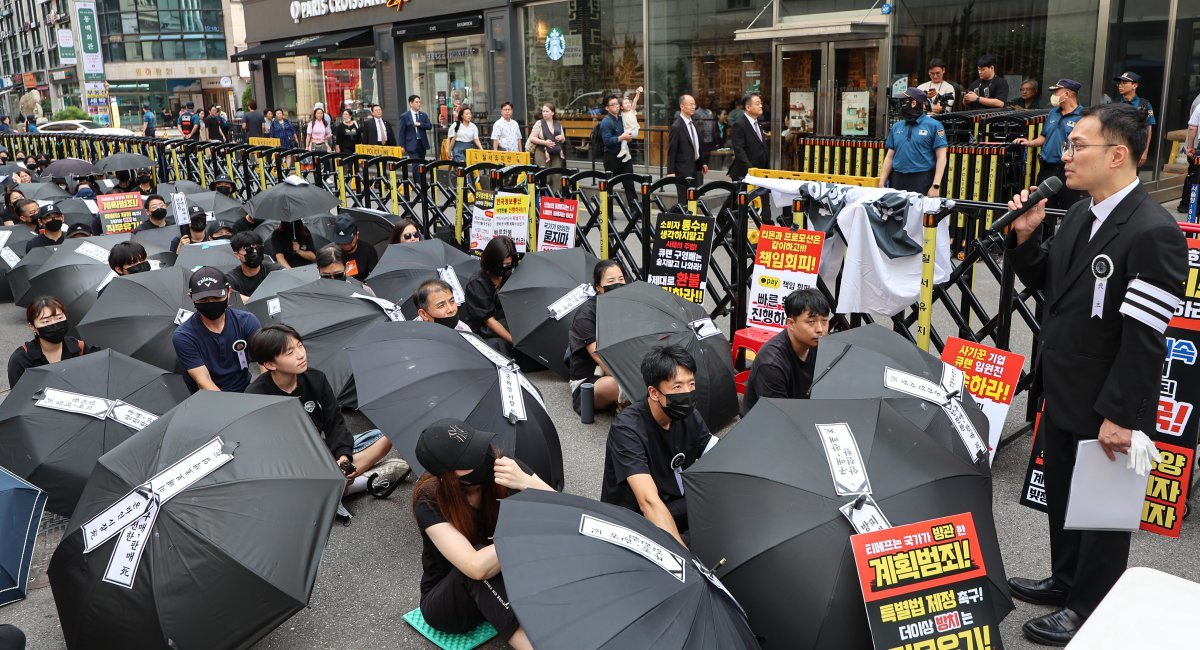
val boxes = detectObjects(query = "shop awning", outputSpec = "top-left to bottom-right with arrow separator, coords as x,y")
231,29 -> 371,63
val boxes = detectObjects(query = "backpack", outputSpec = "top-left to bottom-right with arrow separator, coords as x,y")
589,118 -> 608,160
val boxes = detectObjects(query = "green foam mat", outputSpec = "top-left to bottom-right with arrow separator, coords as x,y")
402,607 -> 498,650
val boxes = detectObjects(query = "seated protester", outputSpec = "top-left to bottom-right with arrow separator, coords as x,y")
171,266 -> 262,392
12,198 -> 38,232
601,344 -> 714,545
135,170 -> 156,195
25,205 -> 65,252
415,278 -> 471,332
567,260 -> 625,414
71,182 -> 105,235
66,222 -> 92,239
134,195 -> 170,232
461,235 -> 517,347
246,324 -> 410,498
226,231 -> 280,299
228,212 -> 258,235
270,221 -> 316,269
8,296 -> 98,387
169,205 -> 211,253
108,241 -> 151,276
210,176 -> 235,197
740,288 -> 830,416
206,220 -> 234,241
388,217 -> 422,244
111,170 -> 136,194
412,418 -> 549,649
332,215 -> 378,281
316,245 -> 374,296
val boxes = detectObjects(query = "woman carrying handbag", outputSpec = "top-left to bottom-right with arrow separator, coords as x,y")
527,102 -> 567,168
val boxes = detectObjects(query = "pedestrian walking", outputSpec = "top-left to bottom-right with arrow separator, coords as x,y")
141,103 -> 156,138
490,102 -> 522,153
667,94 -> 707,187
446,106 -> 482,163
728,92 -> 769,182
271,109 -> 297,149
599,95 -> 636,206
243,100 -> 265,139
333,109 -> 360,154
397,96 -> 431,155
878,88 -> 948,196
1178,98 -> 1200,214
306,106 -> 331,153
527,102 -> 567,168
1015,79 -> 1087,212
178,102 -> 200,141
203,105 -> 227,142
1114,71 -> 1155,167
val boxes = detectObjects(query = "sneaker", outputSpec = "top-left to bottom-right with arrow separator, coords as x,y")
366,458 -> 411,499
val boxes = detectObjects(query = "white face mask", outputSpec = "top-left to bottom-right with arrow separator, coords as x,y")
1050,93 -> 1062,108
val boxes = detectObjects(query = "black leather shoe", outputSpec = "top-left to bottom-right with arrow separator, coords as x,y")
1022,608 -> 1084,646
1008,576 -> 1068,606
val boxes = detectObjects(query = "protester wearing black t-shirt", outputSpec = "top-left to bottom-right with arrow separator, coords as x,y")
415,279 -> 472,332
741,288 -> 830,416
8,296 -> 98,387
225,231 -> 280,299
963,54 -> 1009,110
331,215 -> 378,281
169,205 -> 211,253
134,194 -> 170,232
600,344 -> 714,545
270,222 -> 316,268
462,235 -> 517,347
411,418 -> 549,649
567,260 -> 626,414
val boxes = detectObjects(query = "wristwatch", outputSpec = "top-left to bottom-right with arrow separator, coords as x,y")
932,183 -> 941,189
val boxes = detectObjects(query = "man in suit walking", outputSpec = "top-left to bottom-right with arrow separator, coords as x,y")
667,94 -> 707,189
1005,102 -> 1186,646
360,103 -> 396,147
397,95 -> 432,190
728,92 -> 768,182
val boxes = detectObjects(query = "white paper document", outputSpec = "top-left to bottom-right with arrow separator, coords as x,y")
1064,440 -> 1150,532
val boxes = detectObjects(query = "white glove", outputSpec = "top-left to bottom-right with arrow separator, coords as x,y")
1127,430 -> 1162,477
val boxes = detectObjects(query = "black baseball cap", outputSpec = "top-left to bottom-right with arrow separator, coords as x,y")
188,266 -> 228,300
36,204 -> 63,220
1113,71 -> 1140,84
415,419 -> 495,476
66,222 -> 91,238
332,215 -> 358,245
895,88 -> 926,102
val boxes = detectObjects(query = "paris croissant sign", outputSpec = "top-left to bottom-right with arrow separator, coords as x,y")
290,0 -> 405,23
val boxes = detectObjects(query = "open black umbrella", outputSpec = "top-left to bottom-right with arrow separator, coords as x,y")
595,282 -> 738,430
175,239 -> 239,272
366,239 -> 477,315
15,182 -> 70,201
245,175 -> 337,223
131,223 -> 179,254
0,225 -> 36,302
48,391 -> 344,649
810,324 -> 991,464
336,207 -> 399,256
0,465 -> 47,607
349,321 -> 564,490
245,265 -> 320,301
499,247 -> 599,379
683,397 -> 1012,650
0,349 -> 191,516
157,180 -> 204,196
42,158 -> 101,179
8,244 -> 58,307
255,278 -> 394,409
25,235 -> 133,332
495,489 -> 758,650
186,190 -> 247,225
95,152 -> 153,174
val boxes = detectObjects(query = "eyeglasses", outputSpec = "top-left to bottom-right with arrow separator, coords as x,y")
1060,142 -> 1120,157
401,232 -> 420,241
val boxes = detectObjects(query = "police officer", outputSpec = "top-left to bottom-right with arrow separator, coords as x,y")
1014,79 -> 1086,212
1113,72 -> 1155,167
878,88 -> 948,196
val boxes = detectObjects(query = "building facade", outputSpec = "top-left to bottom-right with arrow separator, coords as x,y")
0,0 -> 78,119
237,0 -> 1199,188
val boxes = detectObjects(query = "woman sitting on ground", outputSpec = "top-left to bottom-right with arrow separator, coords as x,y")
388,218 -> 422,244
566,259 -> 626,414
7,296 -> 98,387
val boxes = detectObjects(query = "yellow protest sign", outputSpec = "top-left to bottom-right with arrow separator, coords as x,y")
466,149 -> 531,167
248,137 -> 281,147
355,144 -> 405,158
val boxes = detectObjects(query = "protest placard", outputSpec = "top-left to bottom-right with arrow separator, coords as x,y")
851,512 -> 1003,650
492,192 -> 529,252
537,197 -> 578,251
647,211 -> 715,304
470,190 -> 495,253
941,338 -> 1024,464
747,225 -> 823,330
97,191 -> 145,235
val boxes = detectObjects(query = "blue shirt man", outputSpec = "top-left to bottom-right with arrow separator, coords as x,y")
880,88 -> 948,195
172,266 -> 261,392
142,104 -> 156,138
1016,79 -> 1087,213
1114,71 -> 1155,166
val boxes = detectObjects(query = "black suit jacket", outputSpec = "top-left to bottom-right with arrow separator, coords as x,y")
397,111 -> 432,155
1007,184 -> 1187,435
359,117 -> 396,147
667,116 -> 703,183
728,115 -> 769,181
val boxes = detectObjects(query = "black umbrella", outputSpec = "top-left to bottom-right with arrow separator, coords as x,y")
186,190 -> 247,224
367,239 -> 477,314
175,239 -> 239,272
15,182 -> 70,201
810,324 -> 992,464
0,465 -> 47,607
95,152 -> 153,174
335,207 -> 398,256
244,265 -> 319,304
8,244 -> 58,307
0,162 -> 28,176
0,225 -> 36,302
683,397 -> 1012,650
499,247 -> 599,379
157,180 -> 204,196
0,349 -> 191,516
54,198 -> 100,232
43,158 -> 101,179
131,223 -> 179,254
494,489 -> 758,650
255,278 -> 392,409
595,282 -> 738,430
245,176 -> 337,223
48,391 -> 345,649
349,321 -> 565,490
25,235 -> 133,331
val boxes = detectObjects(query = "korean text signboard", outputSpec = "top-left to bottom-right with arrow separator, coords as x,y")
747,225 -> 823,330
647,212 -> 715,304
98,191 -> 145,235
851,512 -> 1003,650
941,338 -> 1025,464
537,197 -> 577,251
471,191 -> 529,253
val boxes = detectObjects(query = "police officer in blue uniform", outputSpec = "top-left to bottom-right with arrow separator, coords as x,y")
1015,79 -> 1086,212
1114,72 -> 1155,167
878,88 -> 949,196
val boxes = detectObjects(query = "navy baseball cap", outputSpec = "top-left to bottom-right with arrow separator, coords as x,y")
188,266 -> 228,300
1049,79 -> 1082,92
894,88 -> 926,102
1113,71 -> 1140,83
332,215 -> 358,245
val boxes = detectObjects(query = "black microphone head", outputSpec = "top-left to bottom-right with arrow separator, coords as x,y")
1038,175 -> 1063,196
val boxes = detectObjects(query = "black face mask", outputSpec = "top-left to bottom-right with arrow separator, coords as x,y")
125,260 -> 151,275
458,451 -> 495,486
150,207 -> 168,221
44,219 -> 63,233
190,216 -> 207,232
36,320 -> 68,344
500,266 -> 514,280
213,233 -> 231,241
194,299 -> 227,320
216,186 -> 233,196
137,175 -> 152,185
660,390 -> 697,422
433,314 -> 459,329
243,247 -> 263,268
602,282 -> 625,293
900,101 -> 922,122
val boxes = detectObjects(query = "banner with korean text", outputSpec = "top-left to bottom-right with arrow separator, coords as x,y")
747,225 -> 823,330
941,338 -> 1024,464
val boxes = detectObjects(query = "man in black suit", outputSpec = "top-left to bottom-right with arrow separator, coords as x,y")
360,103 -> 396,147
728,92 -> 769,182
1005,102 -> 1186,646
667,94 -> 707,189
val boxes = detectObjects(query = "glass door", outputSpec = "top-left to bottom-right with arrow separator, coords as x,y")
781,44 -> 822,170
832,42 -> 879,139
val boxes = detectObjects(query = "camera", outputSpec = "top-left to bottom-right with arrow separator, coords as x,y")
339,458 -> 356,476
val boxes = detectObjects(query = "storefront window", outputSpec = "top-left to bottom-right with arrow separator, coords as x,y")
403,33 -> 489,128
1105,0 -> 1172,180
780,0 -> 875,18
272,48 -> 380,125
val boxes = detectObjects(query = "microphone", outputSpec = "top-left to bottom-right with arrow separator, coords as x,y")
987,175 -> 1063,234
